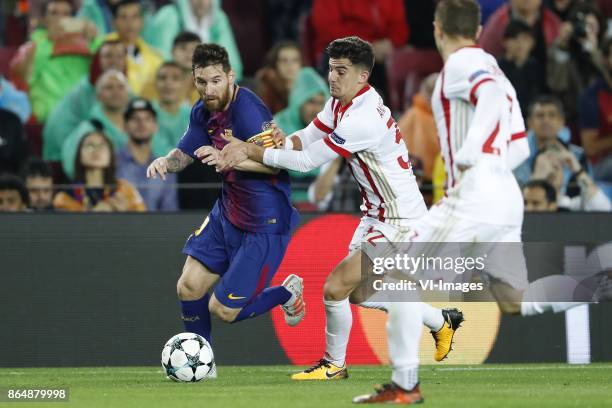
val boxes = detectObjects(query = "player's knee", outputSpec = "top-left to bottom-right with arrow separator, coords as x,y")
323,278 -> 348,301
498,301 -> 521,315
176,278 -> 204,301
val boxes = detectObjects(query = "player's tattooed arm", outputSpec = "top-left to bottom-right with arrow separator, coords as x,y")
165,148 -> 194,172
146,148 -> 193,181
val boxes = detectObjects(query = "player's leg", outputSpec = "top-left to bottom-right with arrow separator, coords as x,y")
207,230 -> 302,324
353,301 -> 424,404
291,248 -> 363,380
485,226 -> 591,316
178,211 -> 229,343
176,256 -> 220,343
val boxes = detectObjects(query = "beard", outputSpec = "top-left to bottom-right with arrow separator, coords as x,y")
203,85 -> 231,112
129,134 -> 152,145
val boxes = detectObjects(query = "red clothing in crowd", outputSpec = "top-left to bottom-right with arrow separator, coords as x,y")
479,4 -> 561,57
310,0 -> 409,59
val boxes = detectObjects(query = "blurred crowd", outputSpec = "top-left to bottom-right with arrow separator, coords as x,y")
0,0 -> 610,213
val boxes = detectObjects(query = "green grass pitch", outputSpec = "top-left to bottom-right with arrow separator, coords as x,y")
1,364 -> 611,407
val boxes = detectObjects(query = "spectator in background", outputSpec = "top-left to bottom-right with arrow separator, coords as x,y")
523,179 -> 559,211
479,0 -> 561,79
274,67 -> 328,208
310,0 -> 409,100
10,0 -> 98,121
78,0 -> 157,40
141,32 -> 201,105
531,145 -> 611,210
256,41 -> 303,114
54,128 -> 145,211
22,158 -> 54,210
78,0 -> 121,35
0,109 -> 28,174
150,0 -> 243,80
117,98 -> 178,211
171,31 -> 201,104
105,0 -> 163,95
0,75 -> 30,123
0,174 -> 29,212
397,73 -> 439,200
149,62 -> 191,156
43,40 -> 127,162
498,20 -> 543,117
544,0 -> 577,22
547,3 -> 608,128
61,70 -> 130,179
579,37 -> 612,182
515,95 -> 591,190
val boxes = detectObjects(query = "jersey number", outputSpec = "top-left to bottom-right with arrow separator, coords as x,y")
386,117 -> 411,169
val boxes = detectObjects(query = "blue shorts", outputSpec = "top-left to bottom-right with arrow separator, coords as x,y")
183,206 -> 291,309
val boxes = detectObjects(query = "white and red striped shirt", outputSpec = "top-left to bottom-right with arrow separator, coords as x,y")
315,85 -> 427,226
431,46 -> 529,226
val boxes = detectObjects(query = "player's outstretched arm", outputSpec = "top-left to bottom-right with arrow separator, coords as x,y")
195,144 -> 278,175
146,148 -> 194,180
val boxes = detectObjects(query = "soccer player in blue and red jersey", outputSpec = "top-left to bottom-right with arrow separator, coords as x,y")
146,43 -> 305,346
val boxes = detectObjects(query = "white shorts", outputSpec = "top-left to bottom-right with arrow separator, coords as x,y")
348,216 -> 410,255
397,200 -> 529,291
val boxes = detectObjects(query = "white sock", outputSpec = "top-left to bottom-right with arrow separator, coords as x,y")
324,298 -> 352,366
521,275 -> 587,316
359,301 -> 388,312
421,302 -> 444,332
387,302 -> 422,391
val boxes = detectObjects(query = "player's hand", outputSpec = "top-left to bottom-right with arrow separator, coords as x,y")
270,123 -> 286,148
217,140 -> 248,172
194,146 -> 220,167
146,157 -> 169,181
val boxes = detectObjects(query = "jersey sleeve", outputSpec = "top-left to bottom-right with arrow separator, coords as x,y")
232,93 -> 274,141
443,52 -> 497,102
322,115 -> 377,158
176,102 -> 211,159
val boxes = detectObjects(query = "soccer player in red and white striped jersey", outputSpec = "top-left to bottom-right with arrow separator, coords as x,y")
217,36 -> 462,390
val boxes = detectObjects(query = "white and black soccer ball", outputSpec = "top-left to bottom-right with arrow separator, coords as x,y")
161,332 -> 215,382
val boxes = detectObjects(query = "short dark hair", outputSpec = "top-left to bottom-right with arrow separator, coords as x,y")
528,94 -> 565,118
173,31 -> 201,49
44,0 -> 74,15
264,40 -> 302,69
0,174 -> 29,206
435,0 -> 481,40
111,0 -> 141,18
157,60 -> 184,76
524,179 -> 557,204
192,43 -> 231,72
326,36 -> 374,74
503,19 -> 534,40
22,158 -> 52,180
74,128 -> 117,186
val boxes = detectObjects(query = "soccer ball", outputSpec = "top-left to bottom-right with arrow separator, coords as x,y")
161,332 -> 215,382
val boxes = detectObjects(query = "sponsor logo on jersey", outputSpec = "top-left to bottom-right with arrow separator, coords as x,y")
228,293 -> 246,300
330,132 -> 346,145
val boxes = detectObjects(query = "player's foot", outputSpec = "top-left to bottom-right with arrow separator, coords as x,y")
281,274 -> 305,326
353,383 -> 423,404
431,308 -> 464,362
291,359 -> 348,380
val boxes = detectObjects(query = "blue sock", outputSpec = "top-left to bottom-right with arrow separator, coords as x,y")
180,294 -> 212,343
233,286 -> 292,323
